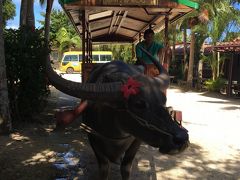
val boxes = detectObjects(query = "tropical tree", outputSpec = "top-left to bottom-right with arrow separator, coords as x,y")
20,0 -> 35,28
168,23 -> 183,62
0,0 -> 12,134
205,0 -> 240,80
56,27 -> 81,52
182,9 -> 208,86
187,21 -> 196,85
177,0 -> 239,86
3,0 -> 16,27
39,9 -> 79,48
181,23 -> 188,80
224,32 -> 240,42
39,0 -> 54,44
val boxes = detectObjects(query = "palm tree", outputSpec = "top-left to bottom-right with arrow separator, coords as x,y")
0,0 -> 12,134
56,27 -> 81,52
168,23 -> 182,63
183,13 -> 207,86
206,0 -> 240,80
39,0 -> 54,44
182,25 -> 188,80
20,0 -> 35,28
178,2 -> 209,84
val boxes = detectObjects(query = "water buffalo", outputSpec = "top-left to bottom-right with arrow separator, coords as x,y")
47,57 -> 189,180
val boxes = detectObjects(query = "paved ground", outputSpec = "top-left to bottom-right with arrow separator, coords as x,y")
1,73 -> 239,180
60,73 -> 82,83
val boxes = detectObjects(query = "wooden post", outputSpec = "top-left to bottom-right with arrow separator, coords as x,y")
163,14 -> 169,97
227,53 -> 234,96
90,39 -> 92,59
164,14 -> 169,47
81,10 -> 86,82
139,33 -> 141,43
82,10 -> 86,63
163,14 -> 169,71
86,22 -> 89,62
132,43 -> 135,60
217,51 -> 220,77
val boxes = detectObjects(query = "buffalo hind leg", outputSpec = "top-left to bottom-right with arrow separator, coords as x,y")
120,139 -> 141,180
89,135 -> 110,180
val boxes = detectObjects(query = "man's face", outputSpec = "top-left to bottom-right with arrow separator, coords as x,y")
145,33 -> 154,44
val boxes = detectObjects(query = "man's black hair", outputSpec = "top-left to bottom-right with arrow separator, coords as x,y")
144,28 -> 154,38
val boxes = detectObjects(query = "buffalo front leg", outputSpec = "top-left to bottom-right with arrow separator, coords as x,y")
120,139 -> 141,180
95,153 -> 110,180
89,135 -> 110,180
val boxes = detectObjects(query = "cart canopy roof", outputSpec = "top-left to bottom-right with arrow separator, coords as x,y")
59,0 -> 199,43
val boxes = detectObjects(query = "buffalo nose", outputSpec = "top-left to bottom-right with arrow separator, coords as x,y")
174,131 -> 189,144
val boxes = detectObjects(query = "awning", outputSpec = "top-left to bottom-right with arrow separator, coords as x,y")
59,0 -> 199,9
58,0 -> 199,43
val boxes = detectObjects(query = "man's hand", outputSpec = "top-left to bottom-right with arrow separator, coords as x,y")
136,58 -> 147,67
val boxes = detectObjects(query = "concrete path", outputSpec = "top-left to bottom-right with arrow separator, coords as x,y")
166,88 -> 240,159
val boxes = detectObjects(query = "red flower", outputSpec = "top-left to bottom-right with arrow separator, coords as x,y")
121,77 -> 142,99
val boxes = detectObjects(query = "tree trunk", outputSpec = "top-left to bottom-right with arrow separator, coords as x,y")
183,27 -> 188,81
220,58 -> 225,76
212,50 -> 217,80
20,0 -> 27,27
27,0 -> 35,28
172,27 -> 176,63
187,30 -> 195,87
0,0 -> 12,134
44,0 -> 54,44
20,0 -> 35,28
195,41 -> 206,89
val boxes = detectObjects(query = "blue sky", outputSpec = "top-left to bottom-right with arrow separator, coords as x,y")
6,0 -> 62,29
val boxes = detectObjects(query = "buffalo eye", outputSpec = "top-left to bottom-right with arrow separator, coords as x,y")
134,100 -> 148,109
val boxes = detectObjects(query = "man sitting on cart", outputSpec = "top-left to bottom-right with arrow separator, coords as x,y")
135,28 -> 164,68
136,28 -> 172,76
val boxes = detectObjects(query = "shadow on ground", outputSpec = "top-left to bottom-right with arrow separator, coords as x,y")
1,88 -> 239,180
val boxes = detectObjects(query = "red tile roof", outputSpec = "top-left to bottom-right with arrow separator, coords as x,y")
214,37 -> 240,52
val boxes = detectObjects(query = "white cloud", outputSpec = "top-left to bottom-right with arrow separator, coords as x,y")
6,24 -> 19,29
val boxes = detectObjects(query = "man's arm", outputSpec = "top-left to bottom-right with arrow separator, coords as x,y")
136,57 -> 147,66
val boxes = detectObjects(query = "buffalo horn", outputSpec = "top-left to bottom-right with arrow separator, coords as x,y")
46,55 -> 122,100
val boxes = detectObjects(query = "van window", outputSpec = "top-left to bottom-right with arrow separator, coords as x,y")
63,55 -> 78,62
100,55 -> 112,61
92,55 -> 99,61
79,55 -> 82,62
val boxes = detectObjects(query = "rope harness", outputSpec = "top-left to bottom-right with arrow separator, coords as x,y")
125,110 -> 173,137
79,121 -> 132,143
79,106 -> 176,142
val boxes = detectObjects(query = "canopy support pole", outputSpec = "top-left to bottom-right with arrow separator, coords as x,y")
82,10 -> 86,63
164,14 -> 169,47
132,43 -> 135,60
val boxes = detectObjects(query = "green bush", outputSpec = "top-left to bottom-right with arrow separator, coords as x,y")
204,78 -> 226,92
4,28 -> 49,122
